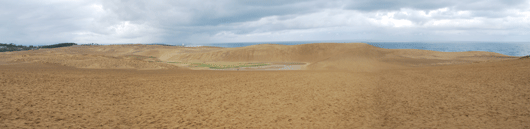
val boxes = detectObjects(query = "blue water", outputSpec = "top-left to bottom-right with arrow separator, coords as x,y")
366,42 -> 530,57
183,41 -> 530,57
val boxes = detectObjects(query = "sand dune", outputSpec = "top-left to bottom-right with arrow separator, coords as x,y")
1,43 -> 528,128
1,43 -> 515,71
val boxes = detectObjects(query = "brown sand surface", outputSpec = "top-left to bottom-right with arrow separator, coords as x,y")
1,43 -> 529,128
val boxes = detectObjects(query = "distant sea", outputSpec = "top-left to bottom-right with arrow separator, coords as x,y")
183,41 -> 530,57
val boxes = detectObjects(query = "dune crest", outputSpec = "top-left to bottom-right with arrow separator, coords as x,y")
0,43 -> 518,71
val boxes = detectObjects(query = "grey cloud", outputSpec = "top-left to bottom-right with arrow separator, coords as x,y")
237,0 -> 307,6
1,0 -> 529,44
100,0 -> 324,27
453,0 -> 529,11
0,0 -> 101,44
94,0 -> 335,43
345,1 -> 451,11
344,0 -> 529,11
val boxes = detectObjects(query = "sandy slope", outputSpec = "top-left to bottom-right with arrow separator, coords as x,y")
0,43 -> 528,128
0,43 -> 514,71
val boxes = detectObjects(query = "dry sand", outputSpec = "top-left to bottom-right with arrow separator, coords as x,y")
0,43 -> 528,128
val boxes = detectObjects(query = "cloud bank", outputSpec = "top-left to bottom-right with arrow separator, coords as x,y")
1,0 -> 529,45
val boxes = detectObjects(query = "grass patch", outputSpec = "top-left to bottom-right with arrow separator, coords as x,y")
128,56 -> 147,59
188,62 -> 269,69
287,62 -> 305,65
127,56 -> 157,59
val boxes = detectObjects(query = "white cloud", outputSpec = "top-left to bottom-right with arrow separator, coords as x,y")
368,12 -> 414,27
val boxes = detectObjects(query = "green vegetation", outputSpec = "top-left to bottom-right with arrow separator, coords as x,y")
128,56 -> 145,59
0,43 -> 77,52
39,43 -> 76,48
287,62 -> 305,65
127,56 -> 157,59
0,43 -> 186,52
80,43 -> 101,46
187,62 -> 269,69
148,43 -> 185,47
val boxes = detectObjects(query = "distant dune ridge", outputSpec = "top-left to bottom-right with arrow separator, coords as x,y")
0,43 -> 516,71
1,43 -> 528,128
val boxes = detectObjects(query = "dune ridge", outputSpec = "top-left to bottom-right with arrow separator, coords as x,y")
1,43 -> 517,71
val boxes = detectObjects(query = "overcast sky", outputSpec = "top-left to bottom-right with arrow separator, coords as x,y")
1,0 -> 529,45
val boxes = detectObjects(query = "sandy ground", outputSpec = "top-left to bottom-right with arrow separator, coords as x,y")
0,43 -> 529,128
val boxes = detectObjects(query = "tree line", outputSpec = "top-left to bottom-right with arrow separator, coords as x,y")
0,42 -> 188,52
0,43 -> 77,52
